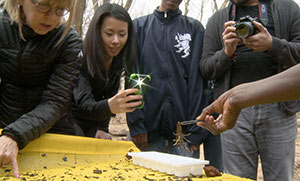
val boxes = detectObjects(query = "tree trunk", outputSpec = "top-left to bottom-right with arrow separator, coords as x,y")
184,0 -> 190,16
124,0 -> 133,11
72,0 -> 86,36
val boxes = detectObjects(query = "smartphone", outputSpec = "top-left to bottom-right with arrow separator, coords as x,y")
128,73 -> 151,109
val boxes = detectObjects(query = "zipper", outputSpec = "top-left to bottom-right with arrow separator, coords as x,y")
163,18 -> 171,99
164,11 -> 167,18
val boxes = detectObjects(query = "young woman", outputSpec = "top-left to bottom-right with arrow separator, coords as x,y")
0,0 -> 82,177
72,3 -> 141,139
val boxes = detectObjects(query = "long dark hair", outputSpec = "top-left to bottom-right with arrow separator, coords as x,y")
83,3 -> 136,80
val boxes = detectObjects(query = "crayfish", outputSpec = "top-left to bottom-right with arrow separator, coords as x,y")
173,121 -> 191,152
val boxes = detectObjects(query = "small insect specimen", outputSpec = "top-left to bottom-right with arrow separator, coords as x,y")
173,121 -> 191,152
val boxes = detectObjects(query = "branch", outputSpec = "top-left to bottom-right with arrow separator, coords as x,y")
102,0 -> 110,4
184,0 -> 191,16
124,0 -> 133,11
200,0 -> 204,22
92,0 -> 98,12
213,0 -> 218,11
220,0 -> 229,9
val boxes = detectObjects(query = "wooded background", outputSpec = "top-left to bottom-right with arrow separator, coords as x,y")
71,0 -> 231,36
72,0 -> 300,37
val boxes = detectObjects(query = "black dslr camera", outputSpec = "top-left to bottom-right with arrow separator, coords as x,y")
233,15 -> 263,39
128,73 -> 151,109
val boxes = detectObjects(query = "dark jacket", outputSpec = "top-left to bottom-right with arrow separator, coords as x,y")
0,11 -> 82,149
200,0 -> 300,115
127,8 -> 208,144
72,59 -> 122,135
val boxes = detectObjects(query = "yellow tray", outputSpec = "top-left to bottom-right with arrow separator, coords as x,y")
0,132 -> 253,180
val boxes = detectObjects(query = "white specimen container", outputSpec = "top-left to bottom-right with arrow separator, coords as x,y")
128,151 -> 209,177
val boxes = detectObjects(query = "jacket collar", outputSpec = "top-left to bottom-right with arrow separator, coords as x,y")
22,25 -> 37,40
154,7 -> 182,22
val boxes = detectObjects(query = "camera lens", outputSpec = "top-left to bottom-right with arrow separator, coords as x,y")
236,22 -> 254,39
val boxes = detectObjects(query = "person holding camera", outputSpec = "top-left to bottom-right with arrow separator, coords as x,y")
199,0 -> 300,180
72,3 -> 142,139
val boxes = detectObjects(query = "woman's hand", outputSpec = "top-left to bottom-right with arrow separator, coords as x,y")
108,88 -> 143,114
95,130 -> 112,140
0,135 -> 19,178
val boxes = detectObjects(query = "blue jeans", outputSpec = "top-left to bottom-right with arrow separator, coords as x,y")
221,103 -> 297,181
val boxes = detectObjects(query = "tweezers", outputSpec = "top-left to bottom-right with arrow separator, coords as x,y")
180,120 -> 200,125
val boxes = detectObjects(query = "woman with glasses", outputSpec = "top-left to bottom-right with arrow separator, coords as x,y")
72,3 -> 141,140
0,0 -> 81,177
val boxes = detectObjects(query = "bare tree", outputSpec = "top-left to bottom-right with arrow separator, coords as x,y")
72,0 -> 87,36
124,0 -> 133,11
184,0 -> 190,16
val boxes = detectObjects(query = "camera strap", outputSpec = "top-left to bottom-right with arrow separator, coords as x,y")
231,1 -> 269,26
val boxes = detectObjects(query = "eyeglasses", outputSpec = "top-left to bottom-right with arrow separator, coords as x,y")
31,0 -> 69,16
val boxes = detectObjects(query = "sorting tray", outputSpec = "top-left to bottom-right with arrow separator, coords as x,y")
128,151 -> 209,177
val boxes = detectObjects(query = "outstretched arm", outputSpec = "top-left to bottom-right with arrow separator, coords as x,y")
197,63 -> 300,134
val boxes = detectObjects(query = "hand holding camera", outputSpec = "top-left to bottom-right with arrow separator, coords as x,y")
127,73 -> 151,109
223,21 -> 242,58
233,15 -> 263,39
242,22 -> 272,52
108,88 -> 143,114
223,16 -> 272,57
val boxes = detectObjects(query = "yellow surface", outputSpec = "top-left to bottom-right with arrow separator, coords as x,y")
0,132 -> 253,180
